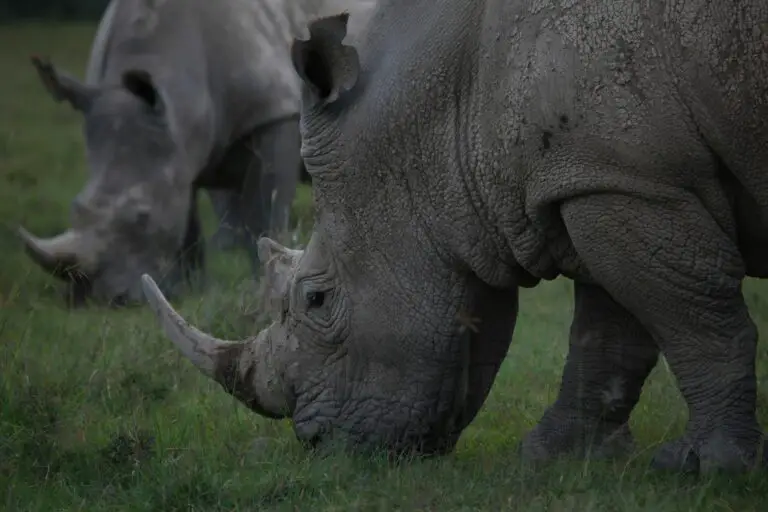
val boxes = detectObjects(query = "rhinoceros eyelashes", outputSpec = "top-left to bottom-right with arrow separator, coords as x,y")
299,282 -> 334,320
306,290 -> 326,309
300,287 -> 340,333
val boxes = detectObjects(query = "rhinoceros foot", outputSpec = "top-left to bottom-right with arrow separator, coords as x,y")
650,430 -> 768,475
518,407 -> 636,464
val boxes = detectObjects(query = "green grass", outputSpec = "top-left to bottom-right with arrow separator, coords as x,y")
1,22 -> 768,511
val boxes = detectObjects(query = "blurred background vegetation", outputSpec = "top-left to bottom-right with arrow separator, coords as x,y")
0,0 -> 108,22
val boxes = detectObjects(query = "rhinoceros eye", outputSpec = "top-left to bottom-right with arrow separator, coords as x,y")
305,290 -> 325,309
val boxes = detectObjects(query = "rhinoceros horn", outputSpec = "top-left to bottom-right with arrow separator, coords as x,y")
141,274 -> 292,418
17,226 -> 90,280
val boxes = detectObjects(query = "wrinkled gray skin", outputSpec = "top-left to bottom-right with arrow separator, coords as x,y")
18,0 -> 376,306
142,1 -> 768,474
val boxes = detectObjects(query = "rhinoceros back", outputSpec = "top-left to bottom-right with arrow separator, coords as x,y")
79,0 -> 379,146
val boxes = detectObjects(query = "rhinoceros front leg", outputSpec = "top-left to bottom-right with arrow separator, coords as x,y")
519,281 -> 659,462
239,118 -> 301,274
258,118 -> 301,241
558,191 -> 765,474
207,189 -> 243,251
178,189 -> 206,287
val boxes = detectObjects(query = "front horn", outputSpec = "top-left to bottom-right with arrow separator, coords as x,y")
141,273 -> 230,377
141,274 -> 292,418
17,226 -> 87,280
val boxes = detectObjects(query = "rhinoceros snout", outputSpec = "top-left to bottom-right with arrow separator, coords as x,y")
290,410 -> 463,459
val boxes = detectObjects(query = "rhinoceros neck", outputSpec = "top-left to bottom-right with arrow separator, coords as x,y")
319,0 -> 522,289
340,0 -> 589,285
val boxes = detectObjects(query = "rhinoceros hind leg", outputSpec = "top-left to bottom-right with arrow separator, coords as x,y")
560,192 -> 764,474
519,282 -> 657,464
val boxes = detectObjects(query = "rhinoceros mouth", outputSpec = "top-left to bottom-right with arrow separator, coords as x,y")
62,277 -> 94,308
290,401 -> 464,458
293,422 -> 460,459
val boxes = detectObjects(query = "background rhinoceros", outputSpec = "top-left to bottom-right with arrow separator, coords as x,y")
207,156 -> 312,251
144,0 -> 768,475
18,0 -> 376,306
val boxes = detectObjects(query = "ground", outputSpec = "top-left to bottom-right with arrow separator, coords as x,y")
1,22 -> 767,511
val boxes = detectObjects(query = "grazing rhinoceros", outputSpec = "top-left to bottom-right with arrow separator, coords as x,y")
17,0 -> 376,306
141,0 -> 768,474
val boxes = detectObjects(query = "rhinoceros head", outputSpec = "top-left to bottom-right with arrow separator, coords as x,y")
142,13 -> 519,456
20,57 -> 200,306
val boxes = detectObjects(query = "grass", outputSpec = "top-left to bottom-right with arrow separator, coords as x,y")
1,22 -> 768,511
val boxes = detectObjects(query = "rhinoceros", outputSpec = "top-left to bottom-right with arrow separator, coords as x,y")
141,0 -> 768,474
17,0 -> 376,306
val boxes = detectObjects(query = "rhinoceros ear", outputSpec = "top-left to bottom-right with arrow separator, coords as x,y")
122,69 -> 163,113
31,55 -> 95,112
291,12 -> 360,105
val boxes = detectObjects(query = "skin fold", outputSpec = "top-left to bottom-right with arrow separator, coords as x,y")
143,0 -> 768,474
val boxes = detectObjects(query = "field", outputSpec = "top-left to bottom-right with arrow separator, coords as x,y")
1,22 -> 768,511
